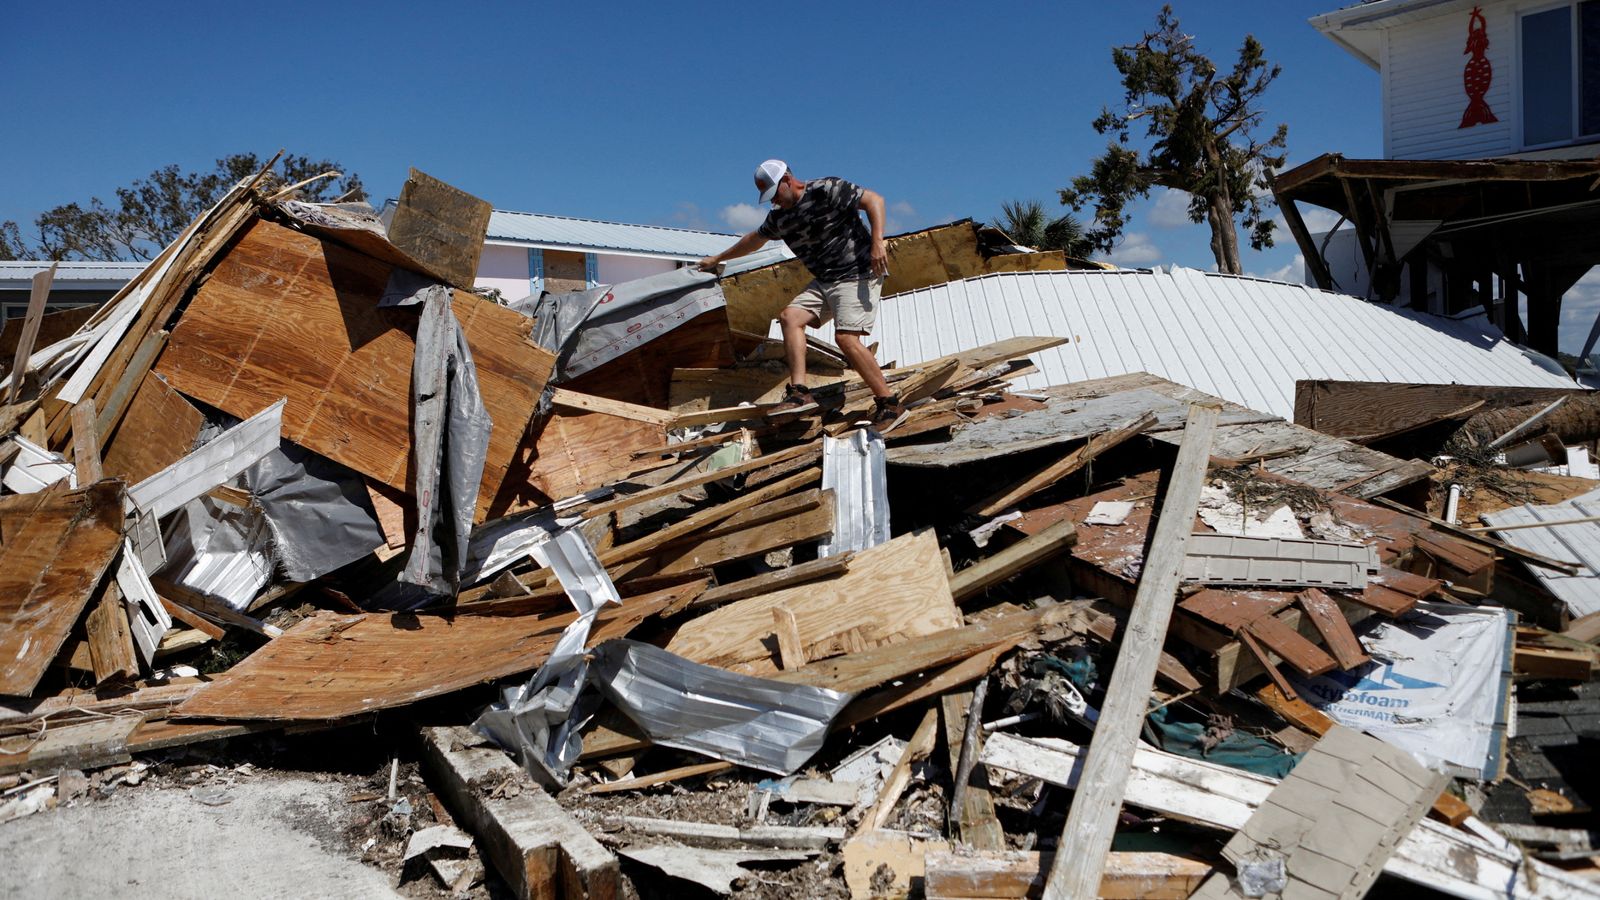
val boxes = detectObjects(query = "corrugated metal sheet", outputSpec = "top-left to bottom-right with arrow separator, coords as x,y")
487,209 -> 745,259
1481,487 -> 1600,618
804,267 -> 1576,422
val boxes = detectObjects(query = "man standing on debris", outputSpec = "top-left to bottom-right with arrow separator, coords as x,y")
698,160 -> 904,428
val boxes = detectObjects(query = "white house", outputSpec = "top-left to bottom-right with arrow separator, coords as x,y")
470,209 -> 788,303
1274,0 -> 1600,357
1312,0 -> 1600,160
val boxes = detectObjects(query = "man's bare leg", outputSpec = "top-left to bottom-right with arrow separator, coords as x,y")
835,332 -> 891,397
778,306 -> 814,386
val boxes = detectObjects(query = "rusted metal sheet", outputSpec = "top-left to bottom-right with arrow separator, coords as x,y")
0,481 -> 126,697
172,596 -> 668,721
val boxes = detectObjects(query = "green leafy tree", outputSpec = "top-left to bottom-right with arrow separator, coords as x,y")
2,153 -> 365,261
993,200 -> 1094,258
1060,6 -> 1288,274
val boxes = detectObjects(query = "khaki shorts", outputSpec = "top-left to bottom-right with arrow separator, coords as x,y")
786,276 -> 884,333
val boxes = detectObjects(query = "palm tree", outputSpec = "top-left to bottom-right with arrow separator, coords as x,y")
993,200 -> 1092,258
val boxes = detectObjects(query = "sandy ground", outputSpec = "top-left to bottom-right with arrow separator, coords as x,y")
0,773 -> 402,899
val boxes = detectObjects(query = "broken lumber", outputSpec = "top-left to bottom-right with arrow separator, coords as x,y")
923,849 -> 1212,900
968,410 -> 1156,517
949,517 -> 1077,605
1043,403 -> 1218,900
420,726 -> 618,900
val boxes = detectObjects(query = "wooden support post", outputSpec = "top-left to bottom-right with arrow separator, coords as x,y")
85,581 -> 139,684
1042,403 -> 1219,900
948,518 -> 1077,605
771,607 -> 807,670
943,683 -> 1006,851
969,412 -> 1156,517
70,399 -> 103,484
1271,188 -> 1335,292
8,264 -> 55,404
420,726 -> 618,900
856,708 -> 940,836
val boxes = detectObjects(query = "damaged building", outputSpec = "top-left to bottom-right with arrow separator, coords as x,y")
0,153 -> 1597,900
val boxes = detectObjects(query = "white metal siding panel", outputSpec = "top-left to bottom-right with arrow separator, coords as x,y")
487,209 -> 737,258
1386,5 -> 1516,158
807,269 -> 1574,421
473,244 -> 534,302
596,254 -> 675,285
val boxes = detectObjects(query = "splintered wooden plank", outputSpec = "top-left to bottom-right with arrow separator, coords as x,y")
101,372 -> 205,484
152,218 -> 555,518
663,530 -> 964,676
923,849 -> 1212,900
1043,404 -> 1218,900
0,481 -> 126,697
1242,614 -> 1339,678
1298,589 -> 1370,669
520,408 -> 671,507
650,490 -> 834,576
173,598 -> 665,721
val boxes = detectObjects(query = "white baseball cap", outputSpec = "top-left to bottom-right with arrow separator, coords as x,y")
755,159 -> 788,205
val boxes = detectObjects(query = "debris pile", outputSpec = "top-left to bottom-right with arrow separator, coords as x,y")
3,164 -> 1599,899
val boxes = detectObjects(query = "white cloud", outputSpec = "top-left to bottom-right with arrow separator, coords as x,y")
720,203 -> 766,232
1247,253 -> 1305,284
1148,189 -> 1193,229
1559,267 -> 1600,355
888,200 -> 918,234
1268,205 -> 1345,238
668,201 -> 711,231
1098,232 -> 1162,267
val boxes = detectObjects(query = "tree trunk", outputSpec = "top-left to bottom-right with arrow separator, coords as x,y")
1200,143 -> 1243,274
1456,393 -> 1600,447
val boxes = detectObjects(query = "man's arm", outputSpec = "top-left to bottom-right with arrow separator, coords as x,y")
858,189 -> 889,277
697,230 -> 768,272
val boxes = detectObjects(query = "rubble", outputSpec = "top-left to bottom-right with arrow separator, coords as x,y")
1,161 -> 1599,900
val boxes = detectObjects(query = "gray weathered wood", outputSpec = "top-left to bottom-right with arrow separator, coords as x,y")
1042,403 -> 1219,900
7,265 -> 54,404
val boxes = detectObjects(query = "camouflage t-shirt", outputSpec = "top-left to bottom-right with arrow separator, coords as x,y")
758,176 -> 872,282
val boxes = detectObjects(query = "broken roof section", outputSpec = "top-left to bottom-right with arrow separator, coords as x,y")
804,266 -> 1576,421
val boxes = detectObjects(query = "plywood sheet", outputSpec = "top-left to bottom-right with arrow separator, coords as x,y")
0,481 -> 126,697
511,408 -> 669,508
563,307 -> 736,409
664,529 -> 963,676
152,218 -> 555,519
101,373 -> 203,484
173,597 -> 665,721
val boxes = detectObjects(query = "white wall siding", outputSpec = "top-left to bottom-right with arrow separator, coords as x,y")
1385,4 -> 1516,159
475,244 -> 534,302
801,269 -> 1575,421
598,255 -> 675,285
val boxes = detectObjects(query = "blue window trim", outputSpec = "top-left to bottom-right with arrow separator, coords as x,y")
585,252 -> 599,289
528,248 -> 544,296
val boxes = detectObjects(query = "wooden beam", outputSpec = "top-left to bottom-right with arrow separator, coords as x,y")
7,264 -> 54,404
420,726 -> 618,900
942,689 -> 1006,851
550,387 -> 676,426
1297,588 -> 1370,669
84,581 -> 139,684
69,399 -> 103,484
1042,404 -> 1218,900
968,412 -> 1157,517
949,518 -> 1077,605
578,440 -> 820,521
771,607 -> 807,670
855,707 -> 939,836
924,849 -> 1212,900
684,552 -> 852,612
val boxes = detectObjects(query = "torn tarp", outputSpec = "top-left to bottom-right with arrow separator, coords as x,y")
531,265 -> 725,381
244,440 -> 386,583
385,270 -> 492,596
588,639 -> 853,776
473,527 -> 621,787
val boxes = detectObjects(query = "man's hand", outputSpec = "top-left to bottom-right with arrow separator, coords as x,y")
870,238 -> 889,277
696,256 -> 720,273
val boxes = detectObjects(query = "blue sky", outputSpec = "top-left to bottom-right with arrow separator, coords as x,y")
37,1 -> 1580,340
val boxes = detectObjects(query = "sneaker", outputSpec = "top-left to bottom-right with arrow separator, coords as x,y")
869,395 -> 908,431
768,383 -> 817,414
